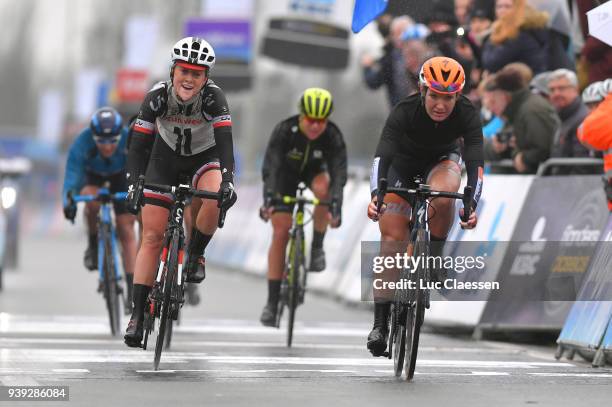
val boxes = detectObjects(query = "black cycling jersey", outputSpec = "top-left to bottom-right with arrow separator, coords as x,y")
127,79 -> 234,185
371,93 -> 484,206
262,115 -> 348,205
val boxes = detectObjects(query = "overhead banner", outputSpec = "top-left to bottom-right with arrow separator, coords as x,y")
185,19 -> 252,91
479,176 -> 609,332
261,17 -> 350,69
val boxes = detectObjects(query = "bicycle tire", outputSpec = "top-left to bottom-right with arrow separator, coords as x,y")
286,230 -> 302,348
164,318 -> 174,349
391,304 -> 406,377
154,231 -> 179,370
102,227 -> 121,336
404,229 -> 429,381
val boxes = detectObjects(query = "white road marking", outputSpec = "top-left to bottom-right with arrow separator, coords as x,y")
470,371 -> 510,376
0,337 -> 529,354
51,368 -> 90,373
136,369 -> 358,374
528,373 -> 612,378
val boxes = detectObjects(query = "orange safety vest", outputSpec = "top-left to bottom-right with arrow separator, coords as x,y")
577,93 -> 612,211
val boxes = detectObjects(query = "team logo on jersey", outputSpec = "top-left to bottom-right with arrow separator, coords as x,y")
150,94 -> 163,112
313,150 -> 323,159
287,148 -> 303,160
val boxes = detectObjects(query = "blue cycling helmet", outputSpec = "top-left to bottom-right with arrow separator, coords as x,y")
90,107 -> 123,137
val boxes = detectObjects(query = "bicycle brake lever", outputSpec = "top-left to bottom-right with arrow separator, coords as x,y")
460,185 -> 473,223
218,207 -> 227,228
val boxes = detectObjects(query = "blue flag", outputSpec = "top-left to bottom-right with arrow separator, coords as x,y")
351,0 -> 388,33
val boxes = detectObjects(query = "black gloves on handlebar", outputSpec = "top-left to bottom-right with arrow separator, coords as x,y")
218,180 -> 237,210
126,175 -> 145,215
63,191 -> 77,223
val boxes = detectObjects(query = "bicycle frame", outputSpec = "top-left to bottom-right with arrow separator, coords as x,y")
73,188 -> 127,289
72,187 -> 128,336
274,183 -> 330,346
378,176 -> 472,381
137,178 -> 224,369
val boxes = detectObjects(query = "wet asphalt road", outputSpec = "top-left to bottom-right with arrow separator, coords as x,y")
1,233 -> 611,407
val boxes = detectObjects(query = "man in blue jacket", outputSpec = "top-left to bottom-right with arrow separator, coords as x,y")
62,107 -> 137,294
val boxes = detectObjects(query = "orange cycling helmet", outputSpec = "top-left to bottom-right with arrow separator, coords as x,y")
419,56 -> 465,95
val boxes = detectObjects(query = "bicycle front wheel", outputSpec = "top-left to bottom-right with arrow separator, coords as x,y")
404,229 -> 429,381
102,228 -> 121,336
287,231 -> 303,348
154,231 -> 179,370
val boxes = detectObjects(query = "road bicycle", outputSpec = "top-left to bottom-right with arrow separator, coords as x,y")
132,176 -> 226,370
272,183 -> 335,347
376,176 -> 472,380
71,185 -> 131,336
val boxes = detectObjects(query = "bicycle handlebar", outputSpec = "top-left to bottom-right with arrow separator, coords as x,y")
72,190 -> 128,203
276,195 -> 332,207
376,177 -> 473,223
144,182 -> 227,228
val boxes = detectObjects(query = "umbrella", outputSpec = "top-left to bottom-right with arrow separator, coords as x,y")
587,0 -> 612,47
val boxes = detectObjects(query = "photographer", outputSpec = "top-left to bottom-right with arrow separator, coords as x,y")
483,66 -> 560,173
425,1 -> 477,91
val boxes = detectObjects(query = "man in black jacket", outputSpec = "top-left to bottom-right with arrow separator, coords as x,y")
259,88 -> 347,326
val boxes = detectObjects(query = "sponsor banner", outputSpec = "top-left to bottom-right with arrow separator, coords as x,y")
429,175 -> 534,327
261,17 -> 350,69
115,69 -> 149,103
480,176 -> 609,332
558,214 -> 612,350
185,19 -> 252,63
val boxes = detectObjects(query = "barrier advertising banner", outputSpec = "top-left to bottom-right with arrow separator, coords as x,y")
556,214 -> 612,353
479,176 -> 609,332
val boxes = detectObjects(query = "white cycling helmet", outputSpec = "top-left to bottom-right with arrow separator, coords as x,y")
171,37 -> 216,72
582,79 -> 612,104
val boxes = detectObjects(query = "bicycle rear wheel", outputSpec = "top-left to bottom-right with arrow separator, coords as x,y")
102,228 -> 121,336
286,231 -> 303,348
404,229 -> 429,381
154,231 -> 179,370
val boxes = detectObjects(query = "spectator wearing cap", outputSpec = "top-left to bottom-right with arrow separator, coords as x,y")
547,69 -> 590,159
530,71 -> 551,99
481,0 -> 549,75
469,0 -> 495,42
362,15 -> 413,107
484,66 -> 560,173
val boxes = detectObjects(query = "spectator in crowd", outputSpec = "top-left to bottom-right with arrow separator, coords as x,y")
479,62 -> 532,138
400,24 -> 433,95
481,0 -> 550,75
575,0 -> 612,84
577,81 -> 612,211
483,66 -> 560,173
361,15 -> 413,107
530,71 -> 551,99
425,0 -> 477,90
454,0 -> 474,26
469,0 -> 495,43
582,79 -> 612,112
547,69 -> 590,158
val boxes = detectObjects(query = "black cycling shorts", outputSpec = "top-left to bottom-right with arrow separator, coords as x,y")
273,162 -> 328,213
144,138 -> 220,209
387,147 -> 462,203
85,171 -> 129,215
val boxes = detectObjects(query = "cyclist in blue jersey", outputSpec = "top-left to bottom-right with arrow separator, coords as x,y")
62,107 -> 137,295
